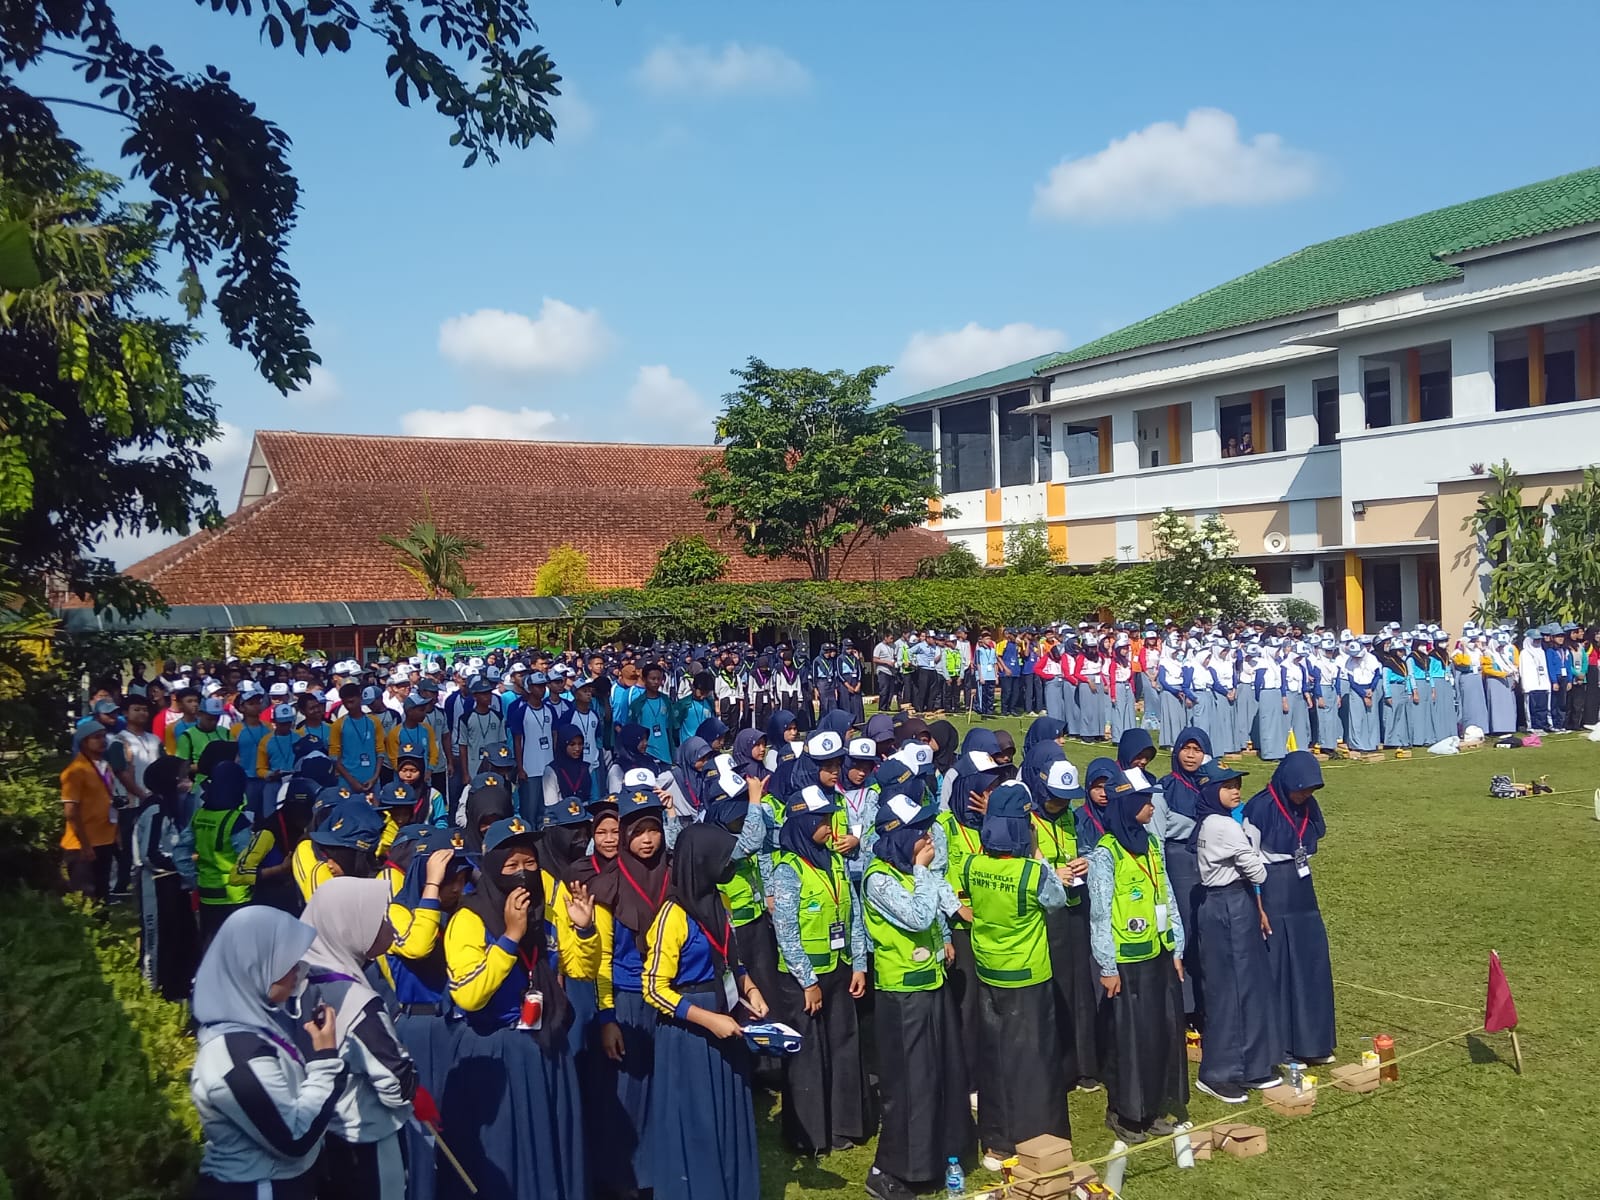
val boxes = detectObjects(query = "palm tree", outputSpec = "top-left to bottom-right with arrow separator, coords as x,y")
380,494 -> 483,598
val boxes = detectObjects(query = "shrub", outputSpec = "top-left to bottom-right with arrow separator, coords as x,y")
0,769 -> 65,890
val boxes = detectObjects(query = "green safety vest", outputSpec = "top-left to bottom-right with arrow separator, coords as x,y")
1031,811 -> 1082,908
177,725 -> 231,770
1097,833 -> 1175,964
718,855 -> 766,927
861,859 -> 944,992
937,811 -> 981,926
192,805 -> 251,906
774,849 -> 851,976
962,854 -> 1052,988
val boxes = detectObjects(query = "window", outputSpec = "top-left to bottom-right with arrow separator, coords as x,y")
1418,370 -> 1452,422
1370,561 -> 1402,624
1217,398 -> 1252,456
997,391 -> 1038,487
1546,351 -> 1577,405
1137,402 -> 1190,468
897,411 -> 935,485
938,399 -> 992,494
1254,562 -> 1292,594
1314,377 -> 1339,446
1268,394 -> 1287,452
1064,422 -> 1104,477
1034,416 -> 1052,483
1495,356 -> 1530,411
1364,370 -> 1393,429
1417,558 -> 1441,624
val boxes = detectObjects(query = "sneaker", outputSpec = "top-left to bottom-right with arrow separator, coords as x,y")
981,1151 -> 1005,1171
1147,1116 -> 1179,1137
1195,1078 -> 1249,1104
1245,1074 -> 1282,1090
1073,1080 -> 1103,1094
1304,1054 -> 1337,1066
865,1169 -> 915,1200
1104,1113 -> 1150,1144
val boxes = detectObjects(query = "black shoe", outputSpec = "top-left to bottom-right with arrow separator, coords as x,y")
1147,1116 -> 1178,1137
832,1134 -> 856,1152
865,1169 -> 915,1200
1105,1113 -> 1149,1144
1196,1078 -> 1249,1104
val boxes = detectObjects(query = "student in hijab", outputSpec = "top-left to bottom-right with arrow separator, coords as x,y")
1019,717 -> 1067,810
444,816 -> 589,1200
132,755 -> 200,1001
935,745 -> 1001,1104
1087,764 -> 1188,1144
694,715 -> 731,752
762,709 -> 801,772
300,877 -> 413,1198
642,822 -> 766,1200
1116,727 -> 1158,782
1151,728 -> 1211,1026
705,773 -> 785,1062
729,728 -> 768,780
670,734 -> 715,821
1190,763 -> 1281,1104
1030,760 -> 1100,1094
544,723 -> 595,813
184,759 -> 256,951
589,786 -> 671,1197
833,736 -> 880,888
608,722 -> 670,793
1242,751 -> 1335,1065
966,780 -> 1071,1167
539,797 -> 603,1063
385,829 -> 472,1200
233,777 -> 317,915
295,795 -> 385,904
189,907 -> 344,1196
927,719 -> 960,805
769,729 -> 873,1154
862,787 -> 974,1200
461,773 -> 513,853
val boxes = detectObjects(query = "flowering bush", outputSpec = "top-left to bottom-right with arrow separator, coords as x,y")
1145,509 -> 1262,622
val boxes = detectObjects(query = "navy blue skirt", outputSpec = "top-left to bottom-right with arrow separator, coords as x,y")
441,1021 -> 585,1200
590,987 -> 658,1192
645,983 -> 760,1200
1196,882 -> 1282,1086
1259,860 -> 1335,1060
1162,839 -> 1202,1021
396,1012 -> 460,1200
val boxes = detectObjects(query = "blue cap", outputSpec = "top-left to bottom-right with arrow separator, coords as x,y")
311,798 -> 384,851
478,745 -> 515,769
545,795 -> 593,828
272,702 -> 297,723
985,780 -> 1033,821
376,781 -> 416,809
482,815 -> 536,852
293,733 -> 327,758
389,823 -> 432,851
527,671 -> 550,686
394,735 -> 429,764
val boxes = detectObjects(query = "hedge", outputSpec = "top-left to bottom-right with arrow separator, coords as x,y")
0,890 -> 199,1199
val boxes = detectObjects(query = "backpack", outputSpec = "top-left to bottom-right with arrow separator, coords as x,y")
1488,774 -> 1518,799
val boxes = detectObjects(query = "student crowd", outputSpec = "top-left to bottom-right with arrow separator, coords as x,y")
55,615 -> 1595,1200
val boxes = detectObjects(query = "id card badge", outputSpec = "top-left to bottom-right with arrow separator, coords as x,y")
358,753 -> 373,769
828,921 -> 847,952
107,805 -> 119,826
538,736 -> 550,751
1069,874 -> 1085,888
849,821 -> 864,840
651,725 -> 663,740
722,971 -> 739,1011
1155,903 -> 1170,933
1294,844 -> 1311,878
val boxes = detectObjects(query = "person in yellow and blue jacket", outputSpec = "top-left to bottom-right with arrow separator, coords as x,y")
641,821 -> 768,1200
443,816 -> 593,1200
293,791 -> 383,904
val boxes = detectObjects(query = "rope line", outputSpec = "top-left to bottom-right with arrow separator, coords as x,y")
1330,977 -> 1478,1012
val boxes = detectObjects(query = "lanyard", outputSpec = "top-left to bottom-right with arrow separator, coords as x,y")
1085,803 -> 1107,837
800,857 -> 842,907
954,821 -> 980,855
617,858 -> 668,910
525,703 -> 551,738
344,715 -> 374,755
1128,846 -> 1159,893
1269,784 -> 1310,847
845,786 -> 871,817
698,914 -> 732,964
518,945 -> 540,975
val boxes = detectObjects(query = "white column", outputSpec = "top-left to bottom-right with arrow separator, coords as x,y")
1337,350 -> 1364,545
930,405 -> 942,490
989,395 -> 1001,490
1111,406 -> 1138,474
1191,394 -> 1220,462
1284,375 -> 1315,451
1451,327 -> 1496,417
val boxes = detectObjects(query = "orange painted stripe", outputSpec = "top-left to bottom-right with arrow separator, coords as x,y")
1528,326 -> 1546,407
1048,523 -> 1067,561
1097,417 -> 1112,474
984,488 -> 1002,523
1405,348 -> 1421,423
986,529 -> 1004,566
1046,482 -> 1066,519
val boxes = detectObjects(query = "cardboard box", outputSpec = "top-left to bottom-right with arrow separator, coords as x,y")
1186,1040 -> 1203,1064
1014,1135 -> 1074,1176
1212,1122 -> 1268,1159
1262,1083 -> 1317,1117
1008,1165 -> 1078,1200
1188,1127 -> 1214,1162
1330,1062 -> 1381,1094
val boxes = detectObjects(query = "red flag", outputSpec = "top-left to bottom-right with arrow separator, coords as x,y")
1485,951 -> 1519,1033
413,1084 -> 441,1128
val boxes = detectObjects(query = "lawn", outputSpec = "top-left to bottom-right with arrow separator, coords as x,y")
759,714 -> 1600,1200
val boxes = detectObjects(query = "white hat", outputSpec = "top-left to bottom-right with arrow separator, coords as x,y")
1046,760 -> 1084,798
806,730 -> 845,758
292,680 -> 310,694
623,767 -> 659,790
272,702 -> 296,723
966,750 -> 997,773
202,680 -> 223,696
268,682 -> 290,696
882,792 -> 927,826
847,737 -> 877,760
893,743 -> 933,772
793,784 -> 834,813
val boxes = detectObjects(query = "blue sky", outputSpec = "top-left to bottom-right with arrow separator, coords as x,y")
42,0 -> 1600,563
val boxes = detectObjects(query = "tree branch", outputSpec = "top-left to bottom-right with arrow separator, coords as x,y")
34,96 -> 128,119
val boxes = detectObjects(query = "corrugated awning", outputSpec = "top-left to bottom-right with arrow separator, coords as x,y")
52,595 -> 578,634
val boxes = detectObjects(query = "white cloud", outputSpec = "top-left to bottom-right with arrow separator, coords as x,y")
624,365 -> 714,442
635,40 -> 810,97
1032,107 -> 1317,223
399,404 -> 565,440
895,322 -> 1065,393
438,300 -> 615,375
100,420 -> 251,568
550,86 -> 596,145
288,364 -> 340,406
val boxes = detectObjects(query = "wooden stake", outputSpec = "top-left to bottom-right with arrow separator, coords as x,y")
429,1123 -> 478,1194
1509,1028 -> 1525,1076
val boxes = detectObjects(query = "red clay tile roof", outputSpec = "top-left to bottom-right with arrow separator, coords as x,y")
126,431 -> 948,605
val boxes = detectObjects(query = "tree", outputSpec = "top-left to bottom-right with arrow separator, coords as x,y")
533,545 -> 591,596
1461,461 -> 1552,626
912,543 -> 984,580
1004,519 -> 1062,576
231,629 -> 306,661
380,494 -> 482,598
695,357 -> 942,581
1,138 -> 220,612
1547,466 -> 1600,619
1144,509 -> 1262,622
647,534 -> 728,589
1,0 -> 593,391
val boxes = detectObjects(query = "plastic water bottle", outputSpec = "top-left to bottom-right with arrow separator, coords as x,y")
945,1156 -> 965,1197
1288,1062 -> 1305,1093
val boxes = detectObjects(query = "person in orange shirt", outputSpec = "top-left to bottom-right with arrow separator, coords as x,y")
61,716 -> 120,899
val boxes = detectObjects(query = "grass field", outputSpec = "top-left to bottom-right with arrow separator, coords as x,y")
758,715 -> 1600,1200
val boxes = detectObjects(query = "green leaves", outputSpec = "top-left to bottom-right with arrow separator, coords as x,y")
0,221 -> 41,289
1144,509 -> 1263,622
647,534 -> 729,589
379,493 -> 483,598
1470,460 -> 1600,624
1004,520 -> 1062,576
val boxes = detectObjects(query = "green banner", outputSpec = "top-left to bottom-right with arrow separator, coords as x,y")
415,626 -> 520,654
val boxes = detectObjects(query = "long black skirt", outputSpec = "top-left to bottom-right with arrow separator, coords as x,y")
1163,839 -> 1203,1023
395,1012 -> 460,1200
646,984 -> 759,1200
137,867 -> 198,1002
1096,951 -> 1189,1130
734,916 -> 784,1089
1196,882 -> 1282,1087
1260,861 -> 1336,1060
1044,902 -> 1100,1087
976,979 -> 1068,1156
874,985 -> 975,1184
946,927 -> 981,1090
771,962 -> 874,1152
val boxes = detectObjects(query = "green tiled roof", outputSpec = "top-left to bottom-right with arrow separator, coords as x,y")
1042,165 -> 1600,371
885,351 -> 1062,409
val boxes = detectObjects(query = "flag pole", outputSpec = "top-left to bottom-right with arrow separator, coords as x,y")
1509,1028 -> 1524,1075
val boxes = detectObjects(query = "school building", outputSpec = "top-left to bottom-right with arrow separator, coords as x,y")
888,166 -> 1600,634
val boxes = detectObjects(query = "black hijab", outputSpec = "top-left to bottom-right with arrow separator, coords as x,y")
589,810 -> 669,936
667,822 -> 739,973
463,832 -> 570,1047
928,720 -> 959,774
540,821 -> 596,888
463,780 -> 513,852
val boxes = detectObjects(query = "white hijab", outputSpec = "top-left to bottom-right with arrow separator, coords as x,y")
301,876 -> 392,1041
192,907 -> 315,1046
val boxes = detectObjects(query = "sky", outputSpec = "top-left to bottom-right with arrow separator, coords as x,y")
36,0 -> 1600,565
